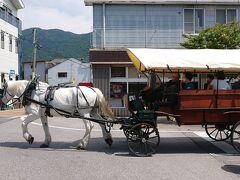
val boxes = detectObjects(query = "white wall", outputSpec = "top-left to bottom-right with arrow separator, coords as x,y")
1,0 -> 18,16
48,58 -> 93,86
0,19 -> 18,87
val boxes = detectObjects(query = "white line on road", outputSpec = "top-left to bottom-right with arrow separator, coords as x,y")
31,122 -> 201,133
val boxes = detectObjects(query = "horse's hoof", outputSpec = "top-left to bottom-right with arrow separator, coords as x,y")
105,138 -> 113,147
40,144 -> 49,148
27,136 -> 34,144
76,145 -> 85,150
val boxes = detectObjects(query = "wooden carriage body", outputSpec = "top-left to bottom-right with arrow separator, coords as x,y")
159,89 -> 240,125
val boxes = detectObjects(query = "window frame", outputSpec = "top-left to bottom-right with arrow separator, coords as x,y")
215,8 -> 238,24
1,31 -> 4,49
183,8 -> 205,34
9,34 -> 12,52
15,38 -> 18,54
109,66 -> 148,108
58,72 -> 68,78
110,67 -> 126,78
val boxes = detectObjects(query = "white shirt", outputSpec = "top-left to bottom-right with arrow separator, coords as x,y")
211,79 -> 231,90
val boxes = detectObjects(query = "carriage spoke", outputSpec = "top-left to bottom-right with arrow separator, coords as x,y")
220,131 -> 223,140
144,143 -> 148,155
148,135 -> 159,140
223,130 -> 229,137
214,130 -> 219,139
209,128 -> 217,135
146,142 -> 156,152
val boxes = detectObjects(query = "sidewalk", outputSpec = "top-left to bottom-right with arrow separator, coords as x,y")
0,108 -> 25,118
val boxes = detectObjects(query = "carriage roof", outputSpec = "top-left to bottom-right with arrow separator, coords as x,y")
127,48 -> 240,73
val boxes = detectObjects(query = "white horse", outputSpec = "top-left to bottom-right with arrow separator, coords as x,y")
0,80 -> 114,149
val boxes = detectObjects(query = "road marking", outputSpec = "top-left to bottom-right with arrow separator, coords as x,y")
0,116 -> 20,124
31,122 -> 108,132
31,122 -> 202,133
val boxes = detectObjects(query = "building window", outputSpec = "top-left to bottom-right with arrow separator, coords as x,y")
9,35 -> 12,52
184,9 -> 204,34
58,72 -> 67,78
109,67 -> 147,108
216,9 -> 237,24
15,38 -> 18,54
1,31 -> 4,49
111,67 -> 126,78
3,5 -> 12,14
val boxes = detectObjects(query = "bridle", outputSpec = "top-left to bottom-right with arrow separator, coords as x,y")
1,83 -> 17,106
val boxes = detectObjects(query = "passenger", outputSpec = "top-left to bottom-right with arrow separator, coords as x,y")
181,72 -> 195,90
204,74 -> 214,90
232,73 -> 240,89
140,70 -> 162,109
208,71 -> 231,90
142,70 -> 157,92
167,72 -> 181,91
165,72 -> 181,106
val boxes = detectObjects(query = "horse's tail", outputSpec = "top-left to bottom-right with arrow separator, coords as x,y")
93,88 -> 114,120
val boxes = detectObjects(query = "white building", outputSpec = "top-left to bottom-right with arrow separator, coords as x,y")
48,58 -> 93,86
0,0 -> 24,87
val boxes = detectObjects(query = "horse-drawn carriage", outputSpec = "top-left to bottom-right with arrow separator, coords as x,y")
0,48 -> 240,157
124,48 -> 240,156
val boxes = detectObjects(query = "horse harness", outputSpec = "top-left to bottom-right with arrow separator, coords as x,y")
22,78 -> 38,106
22,80 -> 96,117
44,86 -> 59,117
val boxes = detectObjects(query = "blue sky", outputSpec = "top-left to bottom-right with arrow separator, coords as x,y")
19,0 -> 92,34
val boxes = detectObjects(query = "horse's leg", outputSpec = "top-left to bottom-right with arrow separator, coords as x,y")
40,115 -> 52,148
99,124 -> 113,147
21,113 -> 39,144
77,115 -> 94,150
91,111 -> 113,147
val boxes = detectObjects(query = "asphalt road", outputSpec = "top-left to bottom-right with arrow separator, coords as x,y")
0,115 -> 239,180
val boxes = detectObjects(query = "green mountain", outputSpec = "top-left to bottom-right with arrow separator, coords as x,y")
21,28 -> 91,62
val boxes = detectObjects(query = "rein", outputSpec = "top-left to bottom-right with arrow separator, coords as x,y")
24,96 -> 119,127
1,85 -> 25,107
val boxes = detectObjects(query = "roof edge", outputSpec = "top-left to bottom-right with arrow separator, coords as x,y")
12,0 -> 25,9
84,0 -> 240,6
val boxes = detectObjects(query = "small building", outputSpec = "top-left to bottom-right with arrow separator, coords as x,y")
23,59 -> 65,82
48,58 -> 92,86
0,0 -> 24,87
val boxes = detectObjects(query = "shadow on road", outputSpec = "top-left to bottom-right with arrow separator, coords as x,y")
222,165 -> 240,175
0,136 -> 231,156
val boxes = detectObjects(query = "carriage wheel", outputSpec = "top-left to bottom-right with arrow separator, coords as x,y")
205,123 -> 232,141
123,128 -> 130,138
127,123 -> 160,157
231,121 -> 240,153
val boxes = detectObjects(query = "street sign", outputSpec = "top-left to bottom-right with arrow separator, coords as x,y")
10,70 -> 15,75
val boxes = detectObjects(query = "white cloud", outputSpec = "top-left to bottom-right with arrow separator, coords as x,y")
18,0 -> 92,34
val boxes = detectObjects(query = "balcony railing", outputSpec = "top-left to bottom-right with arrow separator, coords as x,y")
0,7 -> 22,34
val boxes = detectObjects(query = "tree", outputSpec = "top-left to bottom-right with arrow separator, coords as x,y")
180,22 -> 240,49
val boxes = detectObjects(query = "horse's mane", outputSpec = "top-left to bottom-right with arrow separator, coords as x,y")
8,80 -> 49,95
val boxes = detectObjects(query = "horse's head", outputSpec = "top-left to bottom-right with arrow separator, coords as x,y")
0,80 -> 28,106
0,81 -> 15,106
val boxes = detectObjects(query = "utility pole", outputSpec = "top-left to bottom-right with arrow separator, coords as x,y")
32,28 -> 37,79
